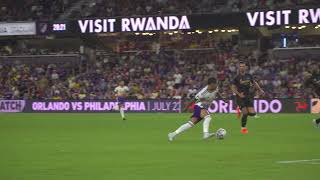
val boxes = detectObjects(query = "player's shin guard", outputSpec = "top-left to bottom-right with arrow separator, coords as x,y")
203,115 -> 212,134
203,115 -> 215,139
241,114 -> 248,128
120,107 -> 125,118
174,121 -> 194,135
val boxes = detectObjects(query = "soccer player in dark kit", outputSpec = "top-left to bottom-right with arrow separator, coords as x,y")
231,61 -> 265,134
304,65 -> 320,128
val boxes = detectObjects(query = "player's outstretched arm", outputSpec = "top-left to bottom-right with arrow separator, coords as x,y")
253,81 -> 265,96
231,84 -> 244,98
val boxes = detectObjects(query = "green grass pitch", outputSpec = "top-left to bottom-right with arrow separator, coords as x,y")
0,113 -> 319,180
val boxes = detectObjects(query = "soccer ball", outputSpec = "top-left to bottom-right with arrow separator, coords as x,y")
216,128 -> 227,139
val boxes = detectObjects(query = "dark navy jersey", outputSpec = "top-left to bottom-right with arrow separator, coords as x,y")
232,73 -> 255,97
305,73 -> 320,96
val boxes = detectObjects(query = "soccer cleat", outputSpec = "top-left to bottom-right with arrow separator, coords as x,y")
203,132 -> 215,140
254,114 -> 260,118
168,132 -> 176,141
313,119 -> 320,128
241,128 -> 248,134
122,117 -> 127,120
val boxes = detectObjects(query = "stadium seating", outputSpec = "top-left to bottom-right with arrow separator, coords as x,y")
0,0 -> 78,21
0,37 -> 315,100
0,0 -> 318,20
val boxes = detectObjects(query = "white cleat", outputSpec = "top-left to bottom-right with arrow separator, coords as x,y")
313,119 -> 320,128
203,133 -> 215,140
168,132 -> 176,141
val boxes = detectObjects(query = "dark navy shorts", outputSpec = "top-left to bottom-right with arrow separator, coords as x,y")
191,105 -> 208,120
117,96 -> 125,105
236,96 -> 254,109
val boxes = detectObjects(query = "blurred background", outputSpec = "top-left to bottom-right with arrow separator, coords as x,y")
0,0 -> 319,100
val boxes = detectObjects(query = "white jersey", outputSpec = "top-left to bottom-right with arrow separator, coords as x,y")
195,86 -> 219,108
114,86 -> 129,96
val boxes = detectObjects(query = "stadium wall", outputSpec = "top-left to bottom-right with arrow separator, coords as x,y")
0,99 -> 312,113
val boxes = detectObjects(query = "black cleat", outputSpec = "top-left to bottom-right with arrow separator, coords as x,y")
122,118 -> 127,120
313,119 -> 320,128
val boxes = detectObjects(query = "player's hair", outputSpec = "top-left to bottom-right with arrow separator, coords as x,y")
239,61 -> 247,65
207,77 -> 217,85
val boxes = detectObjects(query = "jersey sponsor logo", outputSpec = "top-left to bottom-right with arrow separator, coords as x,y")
239,79 -> 251,85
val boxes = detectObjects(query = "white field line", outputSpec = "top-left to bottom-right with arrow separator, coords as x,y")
307,162 -> 320,164
277,159 -> 320,164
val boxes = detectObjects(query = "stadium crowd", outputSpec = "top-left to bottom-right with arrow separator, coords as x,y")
81,0 -> 318,17
0,0 -> 77,21
0,40 -> 80,56
0,41 -> 315,100
0,0 -> 317,20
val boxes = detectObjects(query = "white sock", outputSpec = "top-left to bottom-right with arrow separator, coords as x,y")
120,107 -> 125,118
174,121 -> 193,135
203,115 -> 212,136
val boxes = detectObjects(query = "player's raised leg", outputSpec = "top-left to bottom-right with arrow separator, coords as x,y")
168,105 -> 202,141
168,105 -> 215,141
168,120 -> 195,141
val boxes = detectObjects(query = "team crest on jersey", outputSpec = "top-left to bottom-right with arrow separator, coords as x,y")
240,79 -> 251,85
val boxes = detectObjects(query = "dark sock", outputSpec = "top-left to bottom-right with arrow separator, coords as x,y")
248,113 -> 256,117
316,118 -> 320,124
241,114 -> 248,128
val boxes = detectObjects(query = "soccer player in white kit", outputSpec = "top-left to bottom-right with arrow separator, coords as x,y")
114,81 -> 129,120
168,78 -> 219,141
